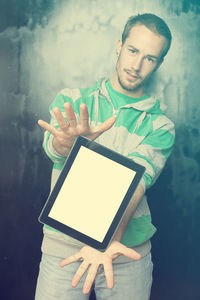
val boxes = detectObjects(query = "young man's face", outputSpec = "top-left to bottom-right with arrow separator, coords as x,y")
111,24 -> 168,97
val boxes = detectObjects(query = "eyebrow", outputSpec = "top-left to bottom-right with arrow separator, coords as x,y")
127,45 -> 160,60
146,54 -> 159,60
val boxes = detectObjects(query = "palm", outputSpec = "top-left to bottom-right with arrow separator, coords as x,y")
38,102 -> 116,151
60,240 -> 141,294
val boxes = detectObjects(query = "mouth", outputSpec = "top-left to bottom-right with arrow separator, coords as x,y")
125,70 -> 140,81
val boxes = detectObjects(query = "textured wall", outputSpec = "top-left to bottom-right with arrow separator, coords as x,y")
0,1 -> 200,299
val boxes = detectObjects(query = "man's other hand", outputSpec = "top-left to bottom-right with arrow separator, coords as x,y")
60,240 -> 141,294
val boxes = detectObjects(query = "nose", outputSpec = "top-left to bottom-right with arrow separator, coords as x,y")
132,54 -> 143,72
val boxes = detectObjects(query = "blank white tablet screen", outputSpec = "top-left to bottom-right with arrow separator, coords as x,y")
48,146 -> 136,242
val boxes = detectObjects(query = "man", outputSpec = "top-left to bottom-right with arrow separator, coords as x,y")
35,13 -> 175,300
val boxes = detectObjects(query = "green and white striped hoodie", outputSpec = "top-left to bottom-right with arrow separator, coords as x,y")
41,78 -> 175,261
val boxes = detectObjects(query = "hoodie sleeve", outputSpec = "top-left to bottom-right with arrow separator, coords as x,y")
128,114 -> 175,190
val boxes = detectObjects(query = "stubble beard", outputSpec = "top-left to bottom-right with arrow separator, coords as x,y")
118,73 -> 139,92
116,65 -> 154,96
116,59 -> 143,93
117,71 -> 143,94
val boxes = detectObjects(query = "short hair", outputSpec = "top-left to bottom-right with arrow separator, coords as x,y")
122,13 -> 172,58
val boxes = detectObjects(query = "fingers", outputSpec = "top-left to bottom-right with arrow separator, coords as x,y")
39,103 -> 115,143
125,248 -> 141,260
38,120 -> 58,135
106,241 -> 141,261
103,260 -> 114,289
71,261 -> 90,288
119,244 -> 141,260
60,252 -> 82,267
103,115 -> 116,131
82,264 -> 99,294
79,103 -> 89,128
53,107 -> 70,131
94,115 -> 116,134
64,103 -> 77,128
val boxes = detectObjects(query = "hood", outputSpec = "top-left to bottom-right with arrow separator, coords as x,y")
95,77 -> 165,115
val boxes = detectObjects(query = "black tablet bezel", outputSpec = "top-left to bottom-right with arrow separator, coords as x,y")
39,136 -> 145,249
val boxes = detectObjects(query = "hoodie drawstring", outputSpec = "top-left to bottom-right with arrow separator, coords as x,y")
132,111 -> 146,134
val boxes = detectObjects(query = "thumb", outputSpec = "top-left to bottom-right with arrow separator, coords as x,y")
120,244 -> 142,260
97,115 -> 116,134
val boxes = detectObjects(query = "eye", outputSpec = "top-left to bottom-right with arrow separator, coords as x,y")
128,48 -> 137,54
146,56 -> 156,63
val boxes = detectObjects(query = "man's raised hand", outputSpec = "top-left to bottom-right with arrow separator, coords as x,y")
38,103 -> 116,156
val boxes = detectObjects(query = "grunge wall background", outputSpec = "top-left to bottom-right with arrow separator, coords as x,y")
0,0 -> 200,299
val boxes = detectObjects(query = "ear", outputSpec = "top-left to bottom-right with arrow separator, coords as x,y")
116,39 -> 122,55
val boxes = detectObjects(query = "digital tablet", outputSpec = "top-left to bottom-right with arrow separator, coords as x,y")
39,136 -> 145,249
